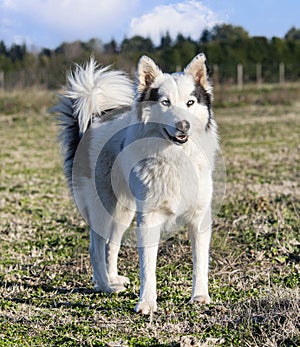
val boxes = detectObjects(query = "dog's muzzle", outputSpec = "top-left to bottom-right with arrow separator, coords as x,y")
164,120 -> 190,145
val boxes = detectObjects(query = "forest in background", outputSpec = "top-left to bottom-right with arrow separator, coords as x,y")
0,24 -> 300,89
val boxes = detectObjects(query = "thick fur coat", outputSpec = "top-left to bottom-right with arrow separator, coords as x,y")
56,54 -> 218,314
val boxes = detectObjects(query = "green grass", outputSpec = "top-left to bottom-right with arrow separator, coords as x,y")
0,88 -> 299,346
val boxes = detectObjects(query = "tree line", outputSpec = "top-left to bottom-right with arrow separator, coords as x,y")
0,24 -> 300,89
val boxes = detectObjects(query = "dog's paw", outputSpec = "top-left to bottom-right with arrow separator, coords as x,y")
110,283 -> 127,293
93,282 -> 125,294
94,282 -> 114,293
109,275 -> 130,287
134,301 -> 157,315
189,294 -> 211,305
94,283 -> 126,293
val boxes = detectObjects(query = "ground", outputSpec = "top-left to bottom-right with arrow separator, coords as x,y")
0,86 -> 299,346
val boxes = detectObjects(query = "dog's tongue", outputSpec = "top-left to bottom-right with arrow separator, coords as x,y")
175,134 -> 188,143
176,134 -> 187,140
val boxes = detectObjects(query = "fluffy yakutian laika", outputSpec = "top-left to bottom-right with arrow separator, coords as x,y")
56,53 -> 218,314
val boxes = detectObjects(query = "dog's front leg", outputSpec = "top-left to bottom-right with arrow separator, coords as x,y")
106,216 -> 134,290
134,213 -> 161,315
188,207 -> 212,305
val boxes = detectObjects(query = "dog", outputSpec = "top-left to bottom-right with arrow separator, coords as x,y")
56,53 -> 218,314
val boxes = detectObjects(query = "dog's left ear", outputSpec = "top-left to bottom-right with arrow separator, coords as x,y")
137,55 -> 163,93
184,53 -> 210,90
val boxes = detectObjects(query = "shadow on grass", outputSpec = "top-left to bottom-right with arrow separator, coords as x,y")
0,280 -> 94,295
0,280 -> 140,313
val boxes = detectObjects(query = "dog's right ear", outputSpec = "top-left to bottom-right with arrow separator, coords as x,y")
137,55 -> 162,93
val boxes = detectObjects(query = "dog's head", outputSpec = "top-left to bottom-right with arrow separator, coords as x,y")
136,54 -> 213,145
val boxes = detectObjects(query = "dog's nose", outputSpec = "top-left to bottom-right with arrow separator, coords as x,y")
176,120 -> 190,133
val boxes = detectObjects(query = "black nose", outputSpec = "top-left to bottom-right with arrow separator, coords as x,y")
176,120 -> 190,133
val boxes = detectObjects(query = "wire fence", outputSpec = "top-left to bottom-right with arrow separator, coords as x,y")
212,63 -> 300,87
0,63 -> 299,90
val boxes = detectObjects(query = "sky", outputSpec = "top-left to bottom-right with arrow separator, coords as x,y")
0,0 -> 299,49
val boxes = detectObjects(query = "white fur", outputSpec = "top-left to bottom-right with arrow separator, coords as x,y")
57,54 -> 218,315
64,58 -> 134,134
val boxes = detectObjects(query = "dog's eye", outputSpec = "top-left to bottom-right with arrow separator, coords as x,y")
161,99 -> 171,107
187,100 -> 195,107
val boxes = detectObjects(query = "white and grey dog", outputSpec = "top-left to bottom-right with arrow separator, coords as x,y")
56,53 -> 218,314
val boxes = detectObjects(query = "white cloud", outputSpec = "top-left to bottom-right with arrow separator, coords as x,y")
2,0 -> 138,26
0,0 -> 224,48
1,0 -> 139,47
129,0 -> 223,45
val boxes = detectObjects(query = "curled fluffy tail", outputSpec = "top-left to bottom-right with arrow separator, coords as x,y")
55,58 -> 134,189
62,58 -> 134,134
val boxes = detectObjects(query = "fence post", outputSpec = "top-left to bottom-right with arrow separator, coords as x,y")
279,63 -> 285,84
256,63 -> 262,88
213,64 -> 219,87
0,71 -> 4,91
237,64 -> 243,89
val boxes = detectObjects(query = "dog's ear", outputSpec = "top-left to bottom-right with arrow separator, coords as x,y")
137,55 -> 162,93
184,53 -> 210,90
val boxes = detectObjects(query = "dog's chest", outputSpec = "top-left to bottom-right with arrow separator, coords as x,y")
132,153 -> 205,216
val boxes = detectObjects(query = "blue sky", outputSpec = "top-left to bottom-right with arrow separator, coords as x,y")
0,0 -> 299,49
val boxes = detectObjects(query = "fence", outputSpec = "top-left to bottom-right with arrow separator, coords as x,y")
213,63 -> 300,89
0,68 -> 58,90
0,63 -> 299,90
211,62 -> 299,88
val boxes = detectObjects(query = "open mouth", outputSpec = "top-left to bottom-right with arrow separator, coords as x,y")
163,128 -> 189,145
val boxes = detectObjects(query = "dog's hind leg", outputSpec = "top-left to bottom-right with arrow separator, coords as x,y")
90,228 -> 125,293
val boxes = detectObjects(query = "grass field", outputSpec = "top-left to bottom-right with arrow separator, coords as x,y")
0,86 -> 299,346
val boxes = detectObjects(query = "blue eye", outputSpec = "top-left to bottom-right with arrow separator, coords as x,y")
161,99 -> 171,106
187,100 -> 195,107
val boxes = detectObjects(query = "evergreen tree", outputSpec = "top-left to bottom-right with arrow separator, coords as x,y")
285,27 -> 300,41
0,41 -> 7,56
159,32 -> 172,49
